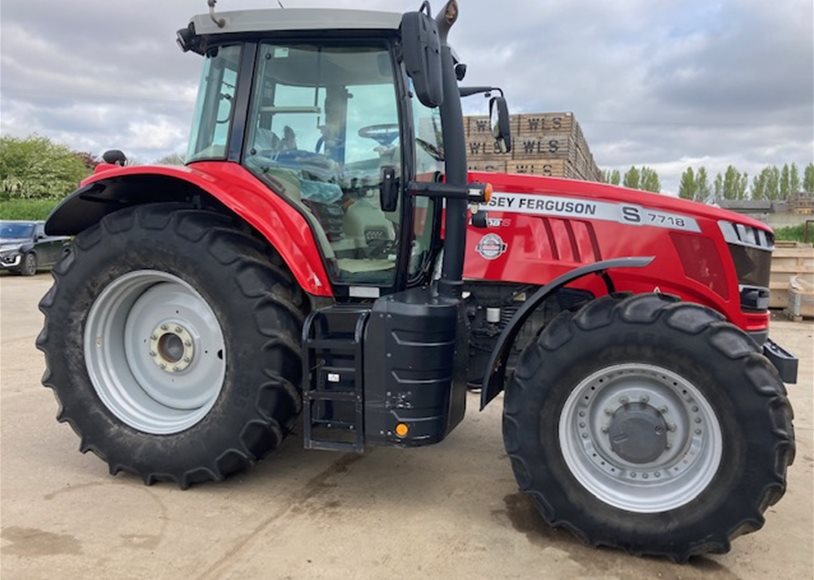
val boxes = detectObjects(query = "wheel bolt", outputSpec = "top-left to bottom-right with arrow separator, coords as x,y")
159,363 -> 167,370
668,423 -> 677,432
160,324 -> 168,331
665,443 -> 671,450
172,366 -> 180,372
175,326 -> 183,333
658,406 -> 668,414
639,395 -> 649,404
695,417 -> 702,424
149,351 -> 157,357
184,340 -> 192,347
601,426 -> 609,433
619,396 -> 629,405
581,433 -> 588,439
183,356 -> 191,363
692,406 -> 699,412
578,411 -> 585,417
695,429 -> 702,435
642,473 -> 649,479
150,334 -> 157,340
579,422 -> 585,428
605,407 -> 614,416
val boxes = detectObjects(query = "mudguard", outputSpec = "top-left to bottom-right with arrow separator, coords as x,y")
479,256 -> 654,409
45,162 -> 333,297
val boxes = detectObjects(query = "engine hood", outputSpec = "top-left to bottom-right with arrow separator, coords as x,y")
471,172 -> 772,233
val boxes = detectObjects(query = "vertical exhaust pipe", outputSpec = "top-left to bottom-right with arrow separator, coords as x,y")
434,0 -> 467,300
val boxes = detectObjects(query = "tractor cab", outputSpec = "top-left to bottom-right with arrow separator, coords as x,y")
178,3 -> 498,298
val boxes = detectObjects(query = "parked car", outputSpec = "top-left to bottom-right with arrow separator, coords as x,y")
0,220 -> 71,276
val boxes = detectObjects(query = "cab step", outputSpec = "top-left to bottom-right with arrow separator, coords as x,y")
302,305 -> 370,453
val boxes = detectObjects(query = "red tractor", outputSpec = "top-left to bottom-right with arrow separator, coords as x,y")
39,0 -> 797,560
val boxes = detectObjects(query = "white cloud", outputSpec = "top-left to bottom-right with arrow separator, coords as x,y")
0,0 -> 811,192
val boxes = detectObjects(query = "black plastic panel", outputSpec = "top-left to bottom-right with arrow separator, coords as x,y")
363,287 -> 466,446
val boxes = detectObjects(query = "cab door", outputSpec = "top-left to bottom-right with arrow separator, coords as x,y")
241,41 -> 417,298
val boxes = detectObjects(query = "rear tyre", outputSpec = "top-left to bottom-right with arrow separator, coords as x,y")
20,252 -> 37,276
37,204 -> 306,488
503,293 -> 794,560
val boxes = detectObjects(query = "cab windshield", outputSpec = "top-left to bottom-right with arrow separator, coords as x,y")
0,222 -> 34,239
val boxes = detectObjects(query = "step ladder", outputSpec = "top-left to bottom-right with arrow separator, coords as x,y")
302,305 -> 370,453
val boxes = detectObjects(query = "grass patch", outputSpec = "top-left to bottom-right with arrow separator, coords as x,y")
774,224 -> 806,242
0,198 -> 60,220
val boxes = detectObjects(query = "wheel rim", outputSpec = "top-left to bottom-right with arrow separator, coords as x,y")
25,254 -> 35,273
84,270 -> 226,434
558,363 -> 722,513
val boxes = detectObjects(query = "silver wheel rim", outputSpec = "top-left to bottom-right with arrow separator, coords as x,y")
84,270 -> 226,434
558,363 -> 722,513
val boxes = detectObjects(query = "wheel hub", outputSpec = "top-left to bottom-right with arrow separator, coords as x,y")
84,270 -> 226,434
149,323 -> 195,372
558,364 -> 723,513
607,403 -> 667,464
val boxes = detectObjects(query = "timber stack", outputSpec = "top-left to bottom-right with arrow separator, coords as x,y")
465,112 -> 602,182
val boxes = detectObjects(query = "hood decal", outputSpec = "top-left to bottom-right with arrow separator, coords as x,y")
481,191 -> 700,233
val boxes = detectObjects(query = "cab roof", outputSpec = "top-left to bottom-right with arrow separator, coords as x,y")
190,9 -> 402,36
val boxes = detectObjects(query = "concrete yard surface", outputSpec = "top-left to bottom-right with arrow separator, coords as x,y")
1,273 -> 812,579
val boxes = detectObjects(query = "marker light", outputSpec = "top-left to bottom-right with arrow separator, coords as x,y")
395,423 -> 409,437
483,182 -> 494,204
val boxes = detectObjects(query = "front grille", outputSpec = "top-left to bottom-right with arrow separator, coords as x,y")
729,244 -> 772,289
719,220 -> 773,311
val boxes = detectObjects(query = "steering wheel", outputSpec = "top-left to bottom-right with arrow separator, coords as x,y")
358,124 -> 400,147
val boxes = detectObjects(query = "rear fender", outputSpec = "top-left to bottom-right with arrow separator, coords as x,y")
45,162 -> 333,296
479,256 -> 654,409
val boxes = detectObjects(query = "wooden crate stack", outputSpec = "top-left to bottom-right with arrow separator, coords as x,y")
465,112 -> 602,181
770,241 -> 814,312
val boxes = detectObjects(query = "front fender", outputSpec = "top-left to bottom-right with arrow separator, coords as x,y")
479,256 -> 654,409
46,162 -> 333,296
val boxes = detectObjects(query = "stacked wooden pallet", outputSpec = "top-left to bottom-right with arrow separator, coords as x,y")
465,112 -> 602,181
769,241 -> 814,311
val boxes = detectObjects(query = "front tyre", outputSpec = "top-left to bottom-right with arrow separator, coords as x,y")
20,252 -> 37,276
503,293 -> 795,560
38,204 -> 306,488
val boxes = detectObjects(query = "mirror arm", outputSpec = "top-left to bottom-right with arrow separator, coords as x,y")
459,86 -> 504,98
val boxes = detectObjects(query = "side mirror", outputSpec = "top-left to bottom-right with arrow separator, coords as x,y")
380,166 -> 399,212
489,96 -> 512,153
102,149 -> 127,166
401,2 -> 444,108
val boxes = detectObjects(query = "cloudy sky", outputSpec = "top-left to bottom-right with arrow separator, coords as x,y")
2,0 -> 812,193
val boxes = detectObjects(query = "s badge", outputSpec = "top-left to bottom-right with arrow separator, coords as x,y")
476,233 -> 508,260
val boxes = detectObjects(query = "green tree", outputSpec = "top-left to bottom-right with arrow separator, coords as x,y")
0,135 -> 90,199
696,167 -> 711,202
803,163 -> 814,192
639,167 -> 661,193
751,168 -> 769,200
623,166 -> 640,190
610,169 -> 621,185
713,172 -> 723,199
722,166 -> 740,200
790,163 -> 801,194
678,167 -> 696,200
780,163 -> 791,199
766,166 -> 780,200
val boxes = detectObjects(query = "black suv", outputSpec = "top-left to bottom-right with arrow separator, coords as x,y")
0,221 -> 71,276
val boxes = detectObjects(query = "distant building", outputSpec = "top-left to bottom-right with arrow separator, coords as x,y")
717,193 -> 814,229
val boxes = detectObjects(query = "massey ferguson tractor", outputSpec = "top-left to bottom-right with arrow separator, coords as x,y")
38,0 -> 798,560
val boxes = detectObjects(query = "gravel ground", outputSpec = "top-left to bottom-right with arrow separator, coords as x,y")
1,272 -> 812,579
